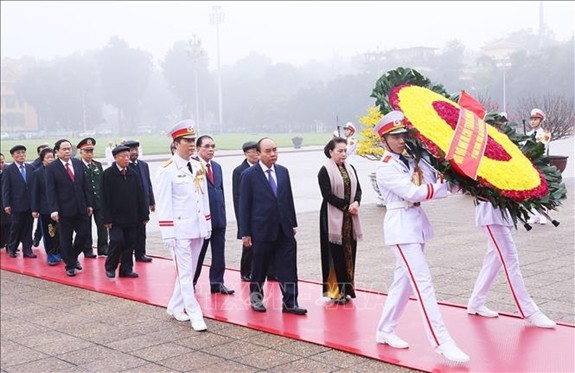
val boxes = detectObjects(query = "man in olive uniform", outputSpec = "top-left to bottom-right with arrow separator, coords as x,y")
77,137 -> 108,257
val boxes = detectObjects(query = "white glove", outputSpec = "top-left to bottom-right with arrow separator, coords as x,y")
205,231 -> 212,240
163,238 -> 176,249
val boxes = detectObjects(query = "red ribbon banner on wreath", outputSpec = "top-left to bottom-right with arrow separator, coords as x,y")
445,107 -> 488,180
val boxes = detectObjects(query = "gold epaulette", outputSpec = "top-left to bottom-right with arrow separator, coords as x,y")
161,159 -> 173,168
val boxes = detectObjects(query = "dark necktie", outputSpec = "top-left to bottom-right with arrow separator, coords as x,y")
65,162 -> 75,182
187,162 -> 193,174
121,167 -> 127,176
206,163 -> 214,184
266,169 -> 277,197
399,155 -> 410,169
19,164 -> 26,182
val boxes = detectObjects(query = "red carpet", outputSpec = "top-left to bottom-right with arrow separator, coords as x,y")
2,250 -> 574,372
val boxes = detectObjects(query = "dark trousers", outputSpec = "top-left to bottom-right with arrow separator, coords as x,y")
7,211 -> 33,255
85,209 -> 109,254
250,230 -> 299,308
194,227 -> 226,288
105,225 -> 136,275
39,214 -> 59,256
240,244 -> 253,277
133,223 -> 147,258
33,219 -> 43,244
0,224 -> 10,248
1,214 -> 12,248
240,243 -> 275,278
59,214 -> 91,271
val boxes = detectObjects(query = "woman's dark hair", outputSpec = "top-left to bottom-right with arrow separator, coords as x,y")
39,147 -> 54,161
323,137 -> 347,158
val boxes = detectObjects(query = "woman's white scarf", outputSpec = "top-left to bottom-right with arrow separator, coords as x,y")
326,158 -> 363,244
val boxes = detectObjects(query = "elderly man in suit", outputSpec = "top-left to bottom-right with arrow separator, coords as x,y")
46,139 -> 93,277
2,145 -> 36,258
77,137 -> 108,258
102,145 -> 149,279
193,135 -> 234,295
239,137 -> 306,315
123,140 -> 155,263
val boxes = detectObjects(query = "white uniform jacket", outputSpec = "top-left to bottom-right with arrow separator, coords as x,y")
526,127 -> 551,151
376,150 -> 449,245
155,154 -> 211,240
475,201 -> 512,227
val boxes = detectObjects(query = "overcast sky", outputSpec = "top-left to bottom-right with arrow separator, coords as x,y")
1,1 -> 573,69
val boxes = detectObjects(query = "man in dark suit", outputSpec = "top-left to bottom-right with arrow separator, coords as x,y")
239,137 -> 306,315
77,137 -> 108,257
193,135 -> 234,295
102,145 -> 149,279
123,140 -> 155,263
2,145 -> 36,258
232,141 -> 276,282
45,139 -> 93,276
30,143 -> 49,247
232,141 -> 258,282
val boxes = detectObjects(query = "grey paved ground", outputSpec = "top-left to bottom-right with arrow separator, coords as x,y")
2,141 -> 574,372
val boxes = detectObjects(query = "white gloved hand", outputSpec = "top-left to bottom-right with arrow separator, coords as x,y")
205,231 -> 212,240
163,238 -> 176,249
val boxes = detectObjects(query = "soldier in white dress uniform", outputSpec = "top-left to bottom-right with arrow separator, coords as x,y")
155,120 -> 211,332
467,115 -> 556,329
373,111 -> 470,363
526,108 -> 551,225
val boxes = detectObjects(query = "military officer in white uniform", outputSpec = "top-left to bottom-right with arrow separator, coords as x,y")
373,111 -> 470,363
155,120 -> 211,332
467,113 -> 556,329
526,108 -> 551,224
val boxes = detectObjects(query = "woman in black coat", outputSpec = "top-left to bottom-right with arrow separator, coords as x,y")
318,138 -> 363,304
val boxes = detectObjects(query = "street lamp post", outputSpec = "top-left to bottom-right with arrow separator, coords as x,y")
496,57 -> 512,113
187,34 -> 203,134
210,6 -> 224,133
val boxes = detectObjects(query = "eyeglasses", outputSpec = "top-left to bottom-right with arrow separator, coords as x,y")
202,144 -> 216,149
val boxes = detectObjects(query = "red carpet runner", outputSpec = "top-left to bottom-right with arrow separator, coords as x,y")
2,251 -> 573,372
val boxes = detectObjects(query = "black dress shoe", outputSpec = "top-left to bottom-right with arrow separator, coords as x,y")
84,252 -> 97,258
66,269 -> 76,277
105,270 -> 116,278
211,285 -> 235,295
251,302 -> 267,312
119,272 -> 139,278
97,248 -> 108,256
282,306 -> 308,315
33,238 -> 41,247
8,251 -> 17,258
75,261 -> 83,270
267,275 -> 279,282
135,255 -> 152,263
23,252 -> 37,258
241,275 -> 251,282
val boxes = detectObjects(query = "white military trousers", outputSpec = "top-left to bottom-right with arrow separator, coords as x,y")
468,224 -> 539,318
167,238 -> 204,321
377,243 -> 453,347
